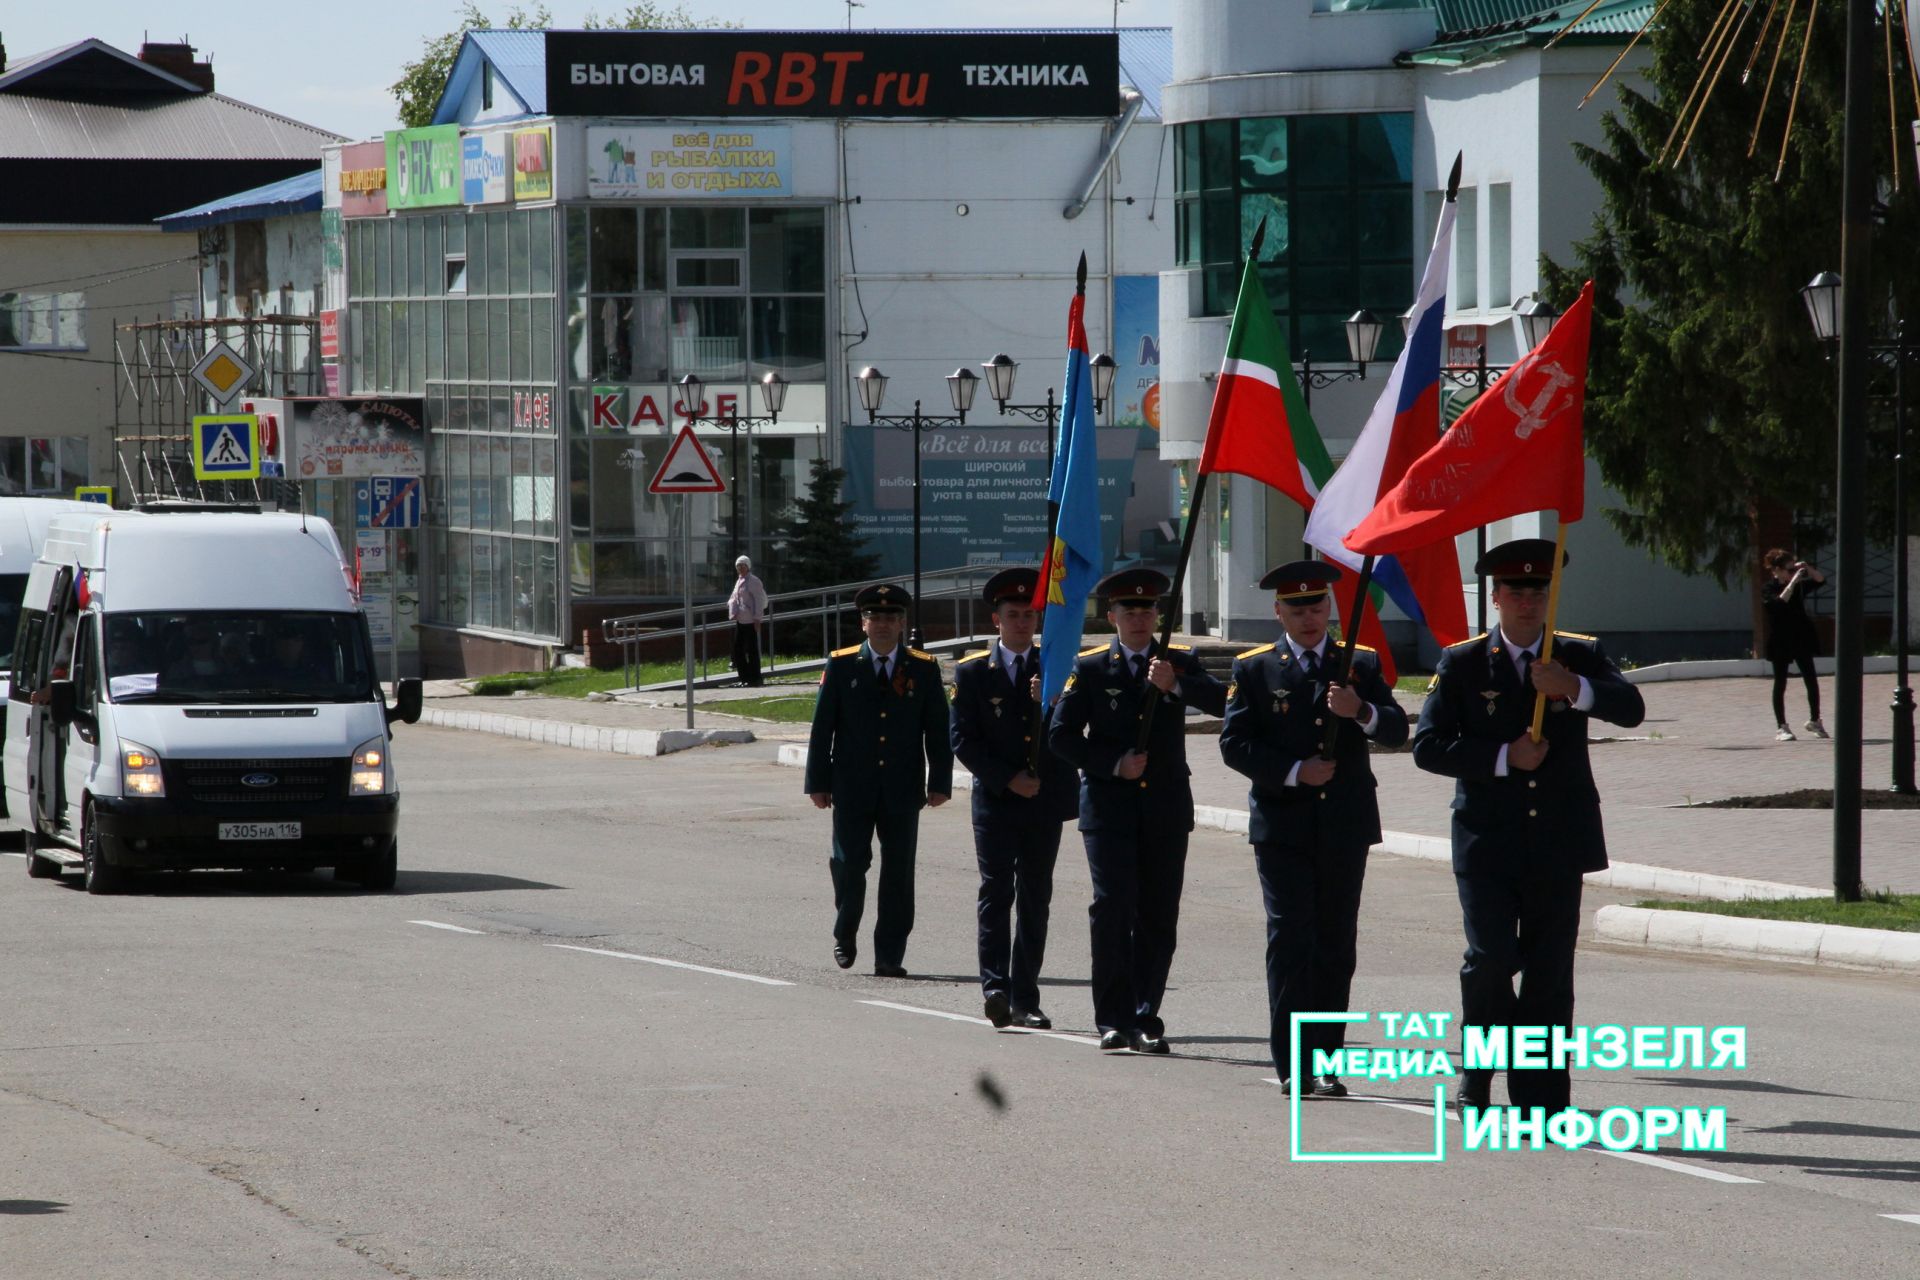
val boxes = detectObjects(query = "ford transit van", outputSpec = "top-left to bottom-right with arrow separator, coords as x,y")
8,511 -> 422,893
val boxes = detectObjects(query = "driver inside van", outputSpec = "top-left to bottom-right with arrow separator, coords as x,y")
166,622 -> 221,681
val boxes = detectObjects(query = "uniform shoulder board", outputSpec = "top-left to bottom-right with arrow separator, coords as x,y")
1444,633 -> 1489,651
1167,642 -> 1193,651
956,649 -> 989,664
1236,642 -> 1275,659
1078,643 -> 1108,657
1555,630 -> 1597,643
830,643 -> 863,658
907,647 -> 935,661
1350,643 -> 1376,653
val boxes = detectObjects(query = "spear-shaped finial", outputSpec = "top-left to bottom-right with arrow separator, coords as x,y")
1445,151 -> 1464,202
1075,251 -> 1087,296
1248,214 -> 1268,260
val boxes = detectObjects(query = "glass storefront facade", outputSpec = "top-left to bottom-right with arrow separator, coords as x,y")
1174,113 -> 1414,363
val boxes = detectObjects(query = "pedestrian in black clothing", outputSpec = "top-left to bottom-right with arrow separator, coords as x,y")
1761,547 -> 1827,741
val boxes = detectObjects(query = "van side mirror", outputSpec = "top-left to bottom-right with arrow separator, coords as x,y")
47,679 -> 76,726
387,677 -> 423,726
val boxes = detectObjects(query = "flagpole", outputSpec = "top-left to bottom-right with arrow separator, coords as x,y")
1134,218 -> 1270,751
1028,251 -> 1089,774
1528,517 -> 1571,742
1320,555 -> 1378,758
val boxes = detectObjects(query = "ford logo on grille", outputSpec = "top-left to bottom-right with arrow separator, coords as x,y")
240,772 -> 279,788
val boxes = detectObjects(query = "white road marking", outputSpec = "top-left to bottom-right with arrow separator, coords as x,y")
547,943 -> 793,986
1262,1080 -> 1761,1184
408,919 -> 485,934
859,999 -> 1102,1046
1879,1214 -> 1920,1227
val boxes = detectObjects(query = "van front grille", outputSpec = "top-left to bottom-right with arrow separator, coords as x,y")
168,757 -> 346,804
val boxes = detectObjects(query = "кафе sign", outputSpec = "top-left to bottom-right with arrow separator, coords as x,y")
545,31 -> 1120,118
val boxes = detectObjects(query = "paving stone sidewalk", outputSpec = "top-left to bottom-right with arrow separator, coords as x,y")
421,672 -> 1918,893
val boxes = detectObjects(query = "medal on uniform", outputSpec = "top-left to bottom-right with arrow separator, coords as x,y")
990,695 -> 1004,718
1105,685 -> 1122,711
1482,690 -> 1500,714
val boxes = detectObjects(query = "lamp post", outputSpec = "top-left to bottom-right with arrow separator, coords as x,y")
1297,310 -> 1387,410
677,370 -> 788,565
857,365 -> 978,648
1801,272 -> 1915,795
981,350 -> 1117,469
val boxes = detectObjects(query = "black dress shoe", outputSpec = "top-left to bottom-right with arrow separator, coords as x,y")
833,941 -> 856,970
1099,1030 -> 1130,1052
874,962 -> 907,978
1455,1086 -> 1492,1113
984,992 -> 1012,1028
1128,1030 -> 1170,1055
1010,1008 -> 1052,1030
1310,1074 -> 1349,1098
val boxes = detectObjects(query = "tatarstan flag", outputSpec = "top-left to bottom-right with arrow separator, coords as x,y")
1196,249 -> 1399,681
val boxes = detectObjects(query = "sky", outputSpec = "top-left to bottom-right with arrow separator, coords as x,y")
5,0 -> 1175,142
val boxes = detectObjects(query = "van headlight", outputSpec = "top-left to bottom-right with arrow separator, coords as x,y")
122,741 -> 165,797
350,737 -> 391,796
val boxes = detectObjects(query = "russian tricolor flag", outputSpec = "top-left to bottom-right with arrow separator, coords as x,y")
1303,188 -> 1470,652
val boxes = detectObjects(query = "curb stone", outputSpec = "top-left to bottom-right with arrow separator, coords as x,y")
1595,905 -> 1920,973
771,745 -> 1825,904
420,707 -> 754,756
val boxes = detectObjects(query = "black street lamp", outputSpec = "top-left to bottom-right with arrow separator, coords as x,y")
981,351 -> 1116,469
1297,310 -> 1387,410
678,370 -> 788,565
1801,271 -> 1915,795
858,364 -> 978,648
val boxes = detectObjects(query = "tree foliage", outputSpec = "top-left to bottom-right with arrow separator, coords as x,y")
774,458 -> 880,593
1542,0 -> 1920,586
389,1 -> 737,129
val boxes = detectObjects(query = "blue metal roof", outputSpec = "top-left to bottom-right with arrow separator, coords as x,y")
154,168 -> 323,230
432,27 -> 1171,126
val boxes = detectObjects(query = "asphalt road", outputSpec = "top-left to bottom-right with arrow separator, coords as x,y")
3,727 -> 1917,1279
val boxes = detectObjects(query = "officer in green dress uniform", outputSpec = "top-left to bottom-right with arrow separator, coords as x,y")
1412,539 -> 1644,1114
805,583 -> 953,977
1218,560 -> 1408,1097
1046,568 -> 1228,1053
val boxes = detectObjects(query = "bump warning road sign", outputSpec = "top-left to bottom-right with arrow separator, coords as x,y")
646,424 -> 726,495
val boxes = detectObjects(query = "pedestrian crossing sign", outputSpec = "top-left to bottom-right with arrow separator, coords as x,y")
191,414 -> 260,480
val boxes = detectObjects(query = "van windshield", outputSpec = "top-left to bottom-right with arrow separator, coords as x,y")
104,611 -> 375,704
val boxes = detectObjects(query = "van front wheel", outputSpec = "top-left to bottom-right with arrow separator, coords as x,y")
82,805 -> 128,896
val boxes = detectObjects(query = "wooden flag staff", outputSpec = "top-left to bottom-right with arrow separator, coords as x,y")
1527,518 -> 1572,742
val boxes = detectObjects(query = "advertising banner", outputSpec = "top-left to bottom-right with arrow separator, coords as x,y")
286,397 -> 426,479
588,125 -> 789,198
461,132 -> 511,205
339,140 -> 388,217
385,126 -> 462,209
513,127 -> 554,200
840,423 -> 1136,578
1112,275 -> 1161,447
547,31 -> 1118,118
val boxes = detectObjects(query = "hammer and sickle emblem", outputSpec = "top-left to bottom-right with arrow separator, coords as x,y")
1504,354 -> 1577,440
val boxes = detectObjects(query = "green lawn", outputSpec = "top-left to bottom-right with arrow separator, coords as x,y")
469,656 -> 815,698
1634,892 -> 1920,933
713,693 -> 820,723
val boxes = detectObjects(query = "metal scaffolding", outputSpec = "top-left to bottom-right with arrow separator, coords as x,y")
112,312 -> 321,504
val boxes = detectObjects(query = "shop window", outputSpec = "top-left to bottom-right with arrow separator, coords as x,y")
565,207 -> 590,296
535,543 -> 558,637
749,208 -> 826,292
511,539 -> 535,634
427,302 -> 445,382
643,208 -> 667,291
508,210 -> 530,295
24,437 -> 88,493
1455,186 -> 1479,311
749,297 -> 826,381
590,208 -> 639,294
487,212 -> 509,294
0,438 -> 24,494
1490,182 -> 1512,308
510,298 -> 531,381
531,297 -> 555,383
569,438 -> 591,535
446,255 -> 469,294
447,300 -> 468,379
673,255 -> 743,290
669,297 -> 746,380
468,302 -> 488,380
669,207 -> 745,249
530,207 -> 555,294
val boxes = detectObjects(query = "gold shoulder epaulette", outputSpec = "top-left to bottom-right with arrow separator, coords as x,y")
908,647 -> 935,661
957,649 -> 989,664
1556,630 -> 1596,643
1079,643 -> 1108,657
1167,642 -> 1193,651
1351,643 -> 1376,653
1237,642 -> 1275,659
831,643 -> 863,657
1445,633 -> 1489,651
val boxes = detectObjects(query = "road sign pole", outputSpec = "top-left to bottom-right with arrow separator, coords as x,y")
683,498 -> 695,731
388,528 -> 399,688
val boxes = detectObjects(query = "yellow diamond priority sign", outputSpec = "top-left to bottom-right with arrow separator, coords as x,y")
190,340 -> 256,405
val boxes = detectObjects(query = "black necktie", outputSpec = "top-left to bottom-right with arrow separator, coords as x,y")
1013,652 -> 1030,689
877,654 -> 890,683
1519,650 -> 1534,686
1132,653 -> 1148,682
1303,648 -> 1320,677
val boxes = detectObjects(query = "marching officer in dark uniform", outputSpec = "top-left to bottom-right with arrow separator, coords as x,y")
1047,568 -> 1227,1054
805,583 -> 953,978
1412,539 -> 1644,1114
950,567 -> 1079,1031
1219,561 -> 1408,1097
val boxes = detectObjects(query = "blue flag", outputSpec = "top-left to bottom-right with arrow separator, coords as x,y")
1035,292 -> 1101,709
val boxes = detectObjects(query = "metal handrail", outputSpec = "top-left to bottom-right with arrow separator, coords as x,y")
601,563 -> 1006,688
